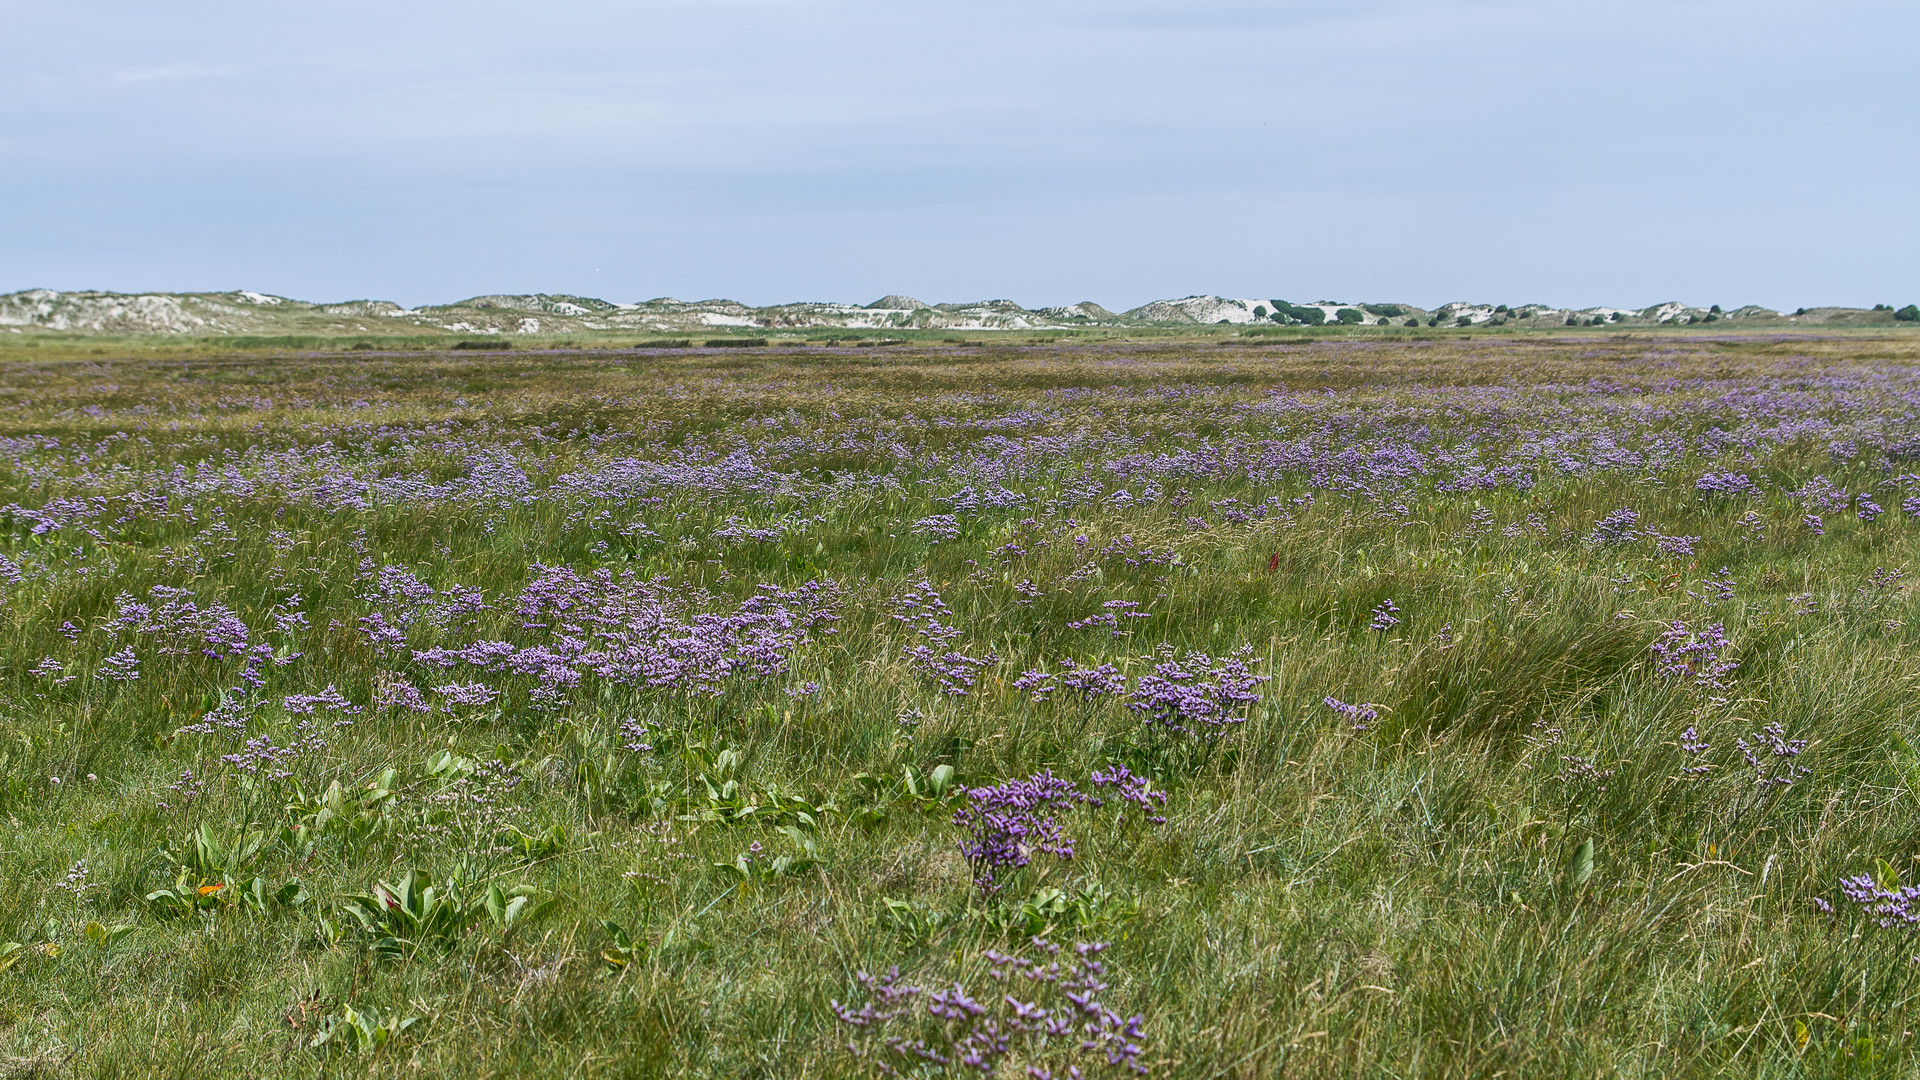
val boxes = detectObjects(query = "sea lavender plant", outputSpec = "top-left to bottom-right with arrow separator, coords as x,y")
1088,765 -> 1168,825
1324,696 -> 1379,732
1649,621 -> 1738,690
1678,726 -> 1712,776
1367,599 -> 1401,632
891,580 -> 996,696
1126,646 -> 1267,740
1736,722 -> 1811,789
832,939 -> 1149,1077
98,647 -> 140,683
1695,472 -> 1756,498
952,771 -> 1087,898
1835,874 -> 1920,931
1588,508 -> 1641,545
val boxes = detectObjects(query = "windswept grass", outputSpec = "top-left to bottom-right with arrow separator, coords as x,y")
0,334 -> 1918,1076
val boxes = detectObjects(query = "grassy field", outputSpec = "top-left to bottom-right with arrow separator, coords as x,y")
3,331 -> 1920,1077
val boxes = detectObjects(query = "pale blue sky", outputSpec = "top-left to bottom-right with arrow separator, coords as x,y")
3,0 -> 1913,311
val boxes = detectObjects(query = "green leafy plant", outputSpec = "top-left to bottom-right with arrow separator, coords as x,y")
711,826 -> 821,883
878,896 -> 957,944
82,921 -> 138,947
846,763 -> 956,827
980,882 -> 1139,937
309,1003 -> 424,1055
283,767 -> 396,845
599,920 -> 648,971
339,870 -> 548,957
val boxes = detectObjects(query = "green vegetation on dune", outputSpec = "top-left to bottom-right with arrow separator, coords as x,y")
0,335 -> 1919,1075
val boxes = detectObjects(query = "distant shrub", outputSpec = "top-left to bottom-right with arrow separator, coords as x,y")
705,338 -> 769,348
1494,304 -> 1509,314
1335,308 -> 1364,325
1896,305 -> 1920,322
1455,315 -> 1473,327
1710,304 -> 1723,314
1795,307 -> 1808,316
639,339 -> 691,348
1427,317 -> 1440,327
1253,305 -> 1268,318
1565,316 -> 1578,326
1362,304 -> 1404,317
1404,318 -> 1420,327
1269,302 -> 1326,326
451,340 -> 511,351
1588,316 -> 1605,326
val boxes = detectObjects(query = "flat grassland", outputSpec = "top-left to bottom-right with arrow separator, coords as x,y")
3,333 -> 1920,1077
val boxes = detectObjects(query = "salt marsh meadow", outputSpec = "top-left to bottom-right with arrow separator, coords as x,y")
4,331 -> 1920,1076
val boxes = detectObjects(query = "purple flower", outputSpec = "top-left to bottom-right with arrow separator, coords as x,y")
1588,508 -> 1640,545
1324,696 -> 1378,731
1367,599 -> 1401,632
1678,726 -> 1712,775
1650,621 -> 1738,689
1089,765 -> 1168,825
1837,873 -> 1920,930
1695,472 -> 1755,497
1736,722 -> 1810,789
1127,647 -> 1267,740
952,771 -> 1087,897
1651,533 -> 1700,557
433,682 -> 500,709
98,646 -> 140,683
282,685 -> 359,715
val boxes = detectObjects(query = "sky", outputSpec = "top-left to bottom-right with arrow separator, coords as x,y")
2,0 -> 1914,312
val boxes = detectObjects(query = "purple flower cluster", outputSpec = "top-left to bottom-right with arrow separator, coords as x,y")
1835,874 -> 1920,930
1695,471 -> 1756,498
911,514 -> 962,542
1062,660 -> 1127,700
410,567 -> 840,702
372,676 -> 431,713
1793,475 -> 1850,514
218,721 -> 328,782
282,685 -> 359,716
97,646 -> 140,683
1588,508 -> 1641,545
1367,599 -> 1401,632
1324,696 -> 1379,731
1650,532 -> 1700,558
952,771 -> 1087,897
1089,765 -> 1168,825
1678,726 -> 1712,775
1126,647 -> 1267,740
892,580 -> 996,696
1066,600 -> 1152,637
833,939 -> 1148,1076
1649,620 -> 1739,690
1737,722 -> 1811,789
110,585 -> 292,686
